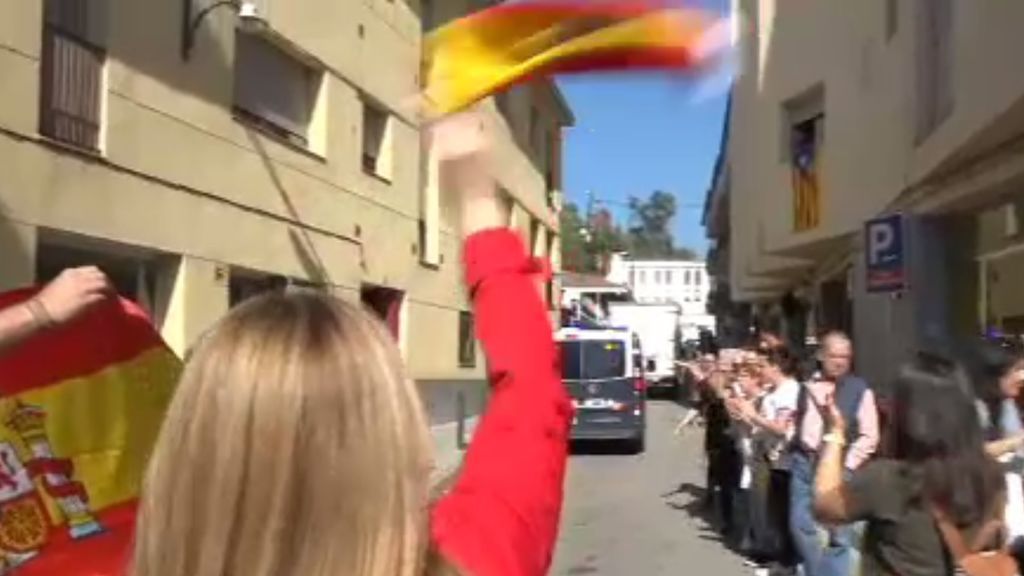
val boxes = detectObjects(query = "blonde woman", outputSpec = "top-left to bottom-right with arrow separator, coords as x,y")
130,112 -> 573,576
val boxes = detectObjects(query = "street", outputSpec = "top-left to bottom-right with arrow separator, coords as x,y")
551,400 -> 748,576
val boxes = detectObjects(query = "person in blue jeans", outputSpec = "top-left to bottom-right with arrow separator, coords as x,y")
788,333 -> 879,576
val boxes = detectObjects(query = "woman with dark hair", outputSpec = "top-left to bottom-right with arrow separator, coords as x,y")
971,342 -> 1024,460
813,355 -> 1007,576
970,341 -> 1024,556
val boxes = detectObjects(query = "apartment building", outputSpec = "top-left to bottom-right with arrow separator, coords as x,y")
0,0 -> 572,472
607,255 -> 715,337
709,0 -> 1024,386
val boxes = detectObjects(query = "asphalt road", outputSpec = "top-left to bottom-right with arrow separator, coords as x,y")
550,400 -> 749,576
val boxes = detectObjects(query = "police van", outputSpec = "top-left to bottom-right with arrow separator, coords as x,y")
557,322 -> 647,453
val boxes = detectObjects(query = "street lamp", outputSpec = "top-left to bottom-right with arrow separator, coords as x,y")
181,0 -> 251,60
182,0 -> 268,60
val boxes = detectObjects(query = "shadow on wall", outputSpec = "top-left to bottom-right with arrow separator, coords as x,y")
243,127 -> 335,286
109,0 -> 429,109
106,0 -> 235,109
0,207 -> 35,291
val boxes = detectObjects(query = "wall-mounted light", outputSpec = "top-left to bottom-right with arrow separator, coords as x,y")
181,0 -> 241,61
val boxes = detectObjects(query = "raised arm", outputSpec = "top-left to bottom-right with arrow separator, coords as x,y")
0,267 -> 111,354
430,111 -> 573,576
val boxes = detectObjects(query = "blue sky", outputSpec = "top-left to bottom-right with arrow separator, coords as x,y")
558,77 -> 726,257
555,0 -> 730,258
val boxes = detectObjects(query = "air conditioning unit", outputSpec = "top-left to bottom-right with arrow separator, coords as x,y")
238,0 -> 270,31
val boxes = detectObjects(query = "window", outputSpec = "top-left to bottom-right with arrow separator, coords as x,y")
420,142 -> 441,266
546,170 -> 557,208
560,340 -> 626,380
885,0 -> 899,41
665,270 -> 673,285
790,114 -> 824,231
546,234 -> 557,308
783,87 -> 825,232
695,271 -> 703,287
40,0 -> 107,151
684,270 -> 692,285
654,271 -> 662,284
529,107 -> 545,164
458,311 -> 476,367
230,272 -> 287,307
916,0 -> 954,142
421,0 -> 435,31
234,32 -> 323,149
638,271 -> 646,285
495,90 -> 512,120
362,285 -> 404,339
530,219 -> 543,256
37,239 -> 160,315
529,107 -> 540,144
501,189 -> 515,227
362,101 -> 394,181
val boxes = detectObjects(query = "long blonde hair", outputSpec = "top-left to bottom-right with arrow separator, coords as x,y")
132,291 -> 435,576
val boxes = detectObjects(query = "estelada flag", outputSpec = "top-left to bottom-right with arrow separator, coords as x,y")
423,0 -> 728,116
0,289 -> 180,575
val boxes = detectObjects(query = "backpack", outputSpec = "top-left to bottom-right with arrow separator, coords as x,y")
930,506 -> 1018,576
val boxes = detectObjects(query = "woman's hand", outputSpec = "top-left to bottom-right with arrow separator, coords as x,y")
813,391 -> 853,524
426,109 -> 506,237
35,266 -> 112,326
820,392 -> 846,437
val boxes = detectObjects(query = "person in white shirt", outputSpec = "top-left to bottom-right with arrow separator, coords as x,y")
733,346 -> 802,576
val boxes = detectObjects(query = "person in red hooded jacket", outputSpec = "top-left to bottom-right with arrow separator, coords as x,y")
131,109 -> 573,576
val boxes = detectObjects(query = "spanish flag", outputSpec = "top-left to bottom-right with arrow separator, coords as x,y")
0,289 -> 180,575
424,0 -> 726,116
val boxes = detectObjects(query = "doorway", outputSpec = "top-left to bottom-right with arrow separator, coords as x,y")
361,284 -> 404,339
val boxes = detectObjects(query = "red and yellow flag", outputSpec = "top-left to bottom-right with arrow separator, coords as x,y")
0,289 -> 180,575
424,0 -> 726,116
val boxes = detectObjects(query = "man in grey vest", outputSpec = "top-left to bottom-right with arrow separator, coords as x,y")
789,332 -> 879,576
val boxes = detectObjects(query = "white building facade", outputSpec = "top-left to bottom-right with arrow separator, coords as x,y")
607,255 -> 715,338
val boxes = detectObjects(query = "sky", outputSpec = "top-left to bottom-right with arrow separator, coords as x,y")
555,0 -> 731,259
558,77 -> 726,257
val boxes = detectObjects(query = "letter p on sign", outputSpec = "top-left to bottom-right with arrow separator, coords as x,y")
868,221 -> 894,266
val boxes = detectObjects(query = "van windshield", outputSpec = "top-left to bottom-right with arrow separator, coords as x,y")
561,340 -> 627,380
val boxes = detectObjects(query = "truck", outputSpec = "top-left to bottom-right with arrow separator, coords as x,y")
607,302 -> 682,397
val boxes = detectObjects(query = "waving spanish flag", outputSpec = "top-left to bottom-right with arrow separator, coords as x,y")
424,0 -> 728,116
0,289 -> 179,575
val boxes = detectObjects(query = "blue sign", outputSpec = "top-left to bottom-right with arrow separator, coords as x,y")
865,213 -> 905,293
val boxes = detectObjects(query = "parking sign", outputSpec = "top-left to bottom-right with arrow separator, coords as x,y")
865,213 -> 905,292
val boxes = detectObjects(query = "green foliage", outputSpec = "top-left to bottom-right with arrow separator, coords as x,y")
559,190 -> 698,273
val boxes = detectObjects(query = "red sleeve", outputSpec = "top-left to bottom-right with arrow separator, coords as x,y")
430,229 -> 574,576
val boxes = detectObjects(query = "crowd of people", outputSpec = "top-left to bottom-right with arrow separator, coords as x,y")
0,111 -> 572,576
4,110 -> 1024,576
681,331 -> 1024,576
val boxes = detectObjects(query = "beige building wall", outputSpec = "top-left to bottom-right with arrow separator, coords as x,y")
730,0 -> 1024,294
0,0 -> 571,450
725,0 -> 1024,382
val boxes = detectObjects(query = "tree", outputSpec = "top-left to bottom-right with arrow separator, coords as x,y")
673,246 -> 698,260
559,203 -> 590,272
559,203 -> 627,273
625,190 -> 697,260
